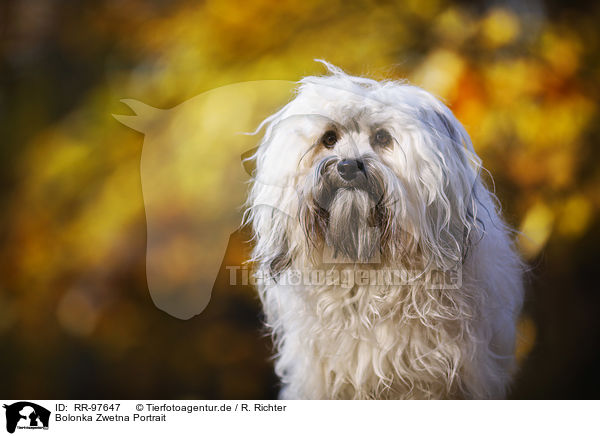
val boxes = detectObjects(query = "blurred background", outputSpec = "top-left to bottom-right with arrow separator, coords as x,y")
1,0 -> 599,399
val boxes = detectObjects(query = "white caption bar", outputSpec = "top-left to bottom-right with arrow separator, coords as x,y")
1,400 -> 597,436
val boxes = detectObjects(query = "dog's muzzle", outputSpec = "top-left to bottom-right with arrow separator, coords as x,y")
337,159 -> 364,181
300,155 -> 394,262
315,156 -> 384,206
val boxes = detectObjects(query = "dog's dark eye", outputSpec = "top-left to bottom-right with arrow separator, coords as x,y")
372,129 -> 392,147
321,130 -> 338,148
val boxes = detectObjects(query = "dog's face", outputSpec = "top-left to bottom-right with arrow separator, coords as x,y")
294,109 -> 405,263
249,64 -> 485,272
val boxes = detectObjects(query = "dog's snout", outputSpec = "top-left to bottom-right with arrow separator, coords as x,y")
337,159 -> 363,181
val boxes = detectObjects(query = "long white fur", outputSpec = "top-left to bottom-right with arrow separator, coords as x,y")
245,62 -> 524,399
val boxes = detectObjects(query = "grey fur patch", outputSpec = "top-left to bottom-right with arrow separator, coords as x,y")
326,189 -> 379,262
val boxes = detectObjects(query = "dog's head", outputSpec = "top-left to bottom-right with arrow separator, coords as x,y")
247,62 -> 486,274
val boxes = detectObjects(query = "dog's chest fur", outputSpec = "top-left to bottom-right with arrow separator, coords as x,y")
259,263 -> 481,400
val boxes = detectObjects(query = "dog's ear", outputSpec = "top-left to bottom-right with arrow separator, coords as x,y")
421,109 -> 470,163
418,107 -> 486,266
246,202 -> 295,280
268,244 -> 292,278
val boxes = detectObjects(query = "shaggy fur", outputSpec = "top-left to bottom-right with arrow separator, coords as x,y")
245,62 -> 524,399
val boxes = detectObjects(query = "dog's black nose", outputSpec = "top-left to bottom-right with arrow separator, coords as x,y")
337,159 -> 362,181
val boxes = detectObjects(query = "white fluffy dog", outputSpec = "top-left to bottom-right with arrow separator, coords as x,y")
245,62 -> 524,399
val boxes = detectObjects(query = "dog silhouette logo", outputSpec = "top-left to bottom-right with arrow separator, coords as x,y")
3,402 -> 50,433
113,80 -> 295,320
